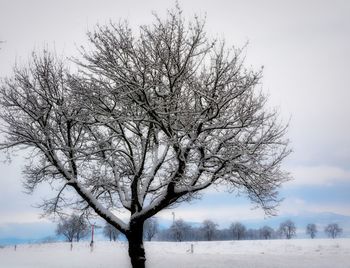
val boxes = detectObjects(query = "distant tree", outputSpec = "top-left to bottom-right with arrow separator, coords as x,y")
75,219 -> 89,242
260,226 -> 274,240
325,223 -> 342,239
230,222 -> 246,240
278,220 -> 296,239
56,220 -> 75,243
103,223 -> 121,241
56,214 -> 89,242
143,218 -> 159,241
41,236 -> 58,244
190,227 -> 202,241
244,228 -> 258,240
201,220 -> 218,241
215,228 -> 231,241
306,223 -> 317,239
170,219 -> 191,242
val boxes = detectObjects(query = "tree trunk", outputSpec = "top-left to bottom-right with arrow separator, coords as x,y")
127,221 -> 146,268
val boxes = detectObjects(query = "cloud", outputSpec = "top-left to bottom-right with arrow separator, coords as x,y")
279,196 -> 350,217
0,157 -> 56,224
286,165 -> 350,186
0,212 -> 44,224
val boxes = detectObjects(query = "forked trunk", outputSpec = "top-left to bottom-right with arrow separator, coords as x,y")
127,221 -> 146,268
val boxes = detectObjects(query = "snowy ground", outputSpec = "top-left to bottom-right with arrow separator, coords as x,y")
0,239 -> 349,268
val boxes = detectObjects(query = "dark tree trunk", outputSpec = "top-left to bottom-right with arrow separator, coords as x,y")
127,220 -> 146,268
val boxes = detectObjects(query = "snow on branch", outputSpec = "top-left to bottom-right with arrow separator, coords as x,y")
0,7 -> 290,232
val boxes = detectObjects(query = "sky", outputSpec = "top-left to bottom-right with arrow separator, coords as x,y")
0,0 -> 350,241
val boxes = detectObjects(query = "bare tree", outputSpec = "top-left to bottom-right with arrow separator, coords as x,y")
325,223 -> 342,239
230,222 -> 246,240
278,220 -> 296,239
0,6 -> 290,268
143,217 -> 159,241
56,220 -> 75,243
306,223 -> 317,239
201,219 -> 218,241
260,225 -> 274,240
170,219 -> 191,242
245,228 -> 259,240
103,223 -> 121,241
56,214 -> 89,242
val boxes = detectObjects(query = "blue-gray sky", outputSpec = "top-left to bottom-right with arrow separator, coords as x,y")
0,0 -> 350,240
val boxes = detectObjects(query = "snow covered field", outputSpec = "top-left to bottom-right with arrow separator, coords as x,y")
0,239 -> 349,268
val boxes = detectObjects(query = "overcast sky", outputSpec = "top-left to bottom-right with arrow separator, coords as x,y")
0,0 -> 350,238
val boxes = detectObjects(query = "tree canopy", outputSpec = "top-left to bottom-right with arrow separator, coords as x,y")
0,6 -> 290,268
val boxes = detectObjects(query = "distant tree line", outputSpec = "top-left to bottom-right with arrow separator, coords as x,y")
56,215 -> 343,242
157,219 -> 280,241
156,219 -> 343,241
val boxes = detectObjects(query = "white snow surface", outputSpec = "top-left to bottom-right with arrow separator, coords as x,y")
1,239 -> 349,268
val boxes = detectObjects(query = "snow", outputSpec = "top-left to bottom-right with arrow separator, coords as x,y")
0,239 -> 349,268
